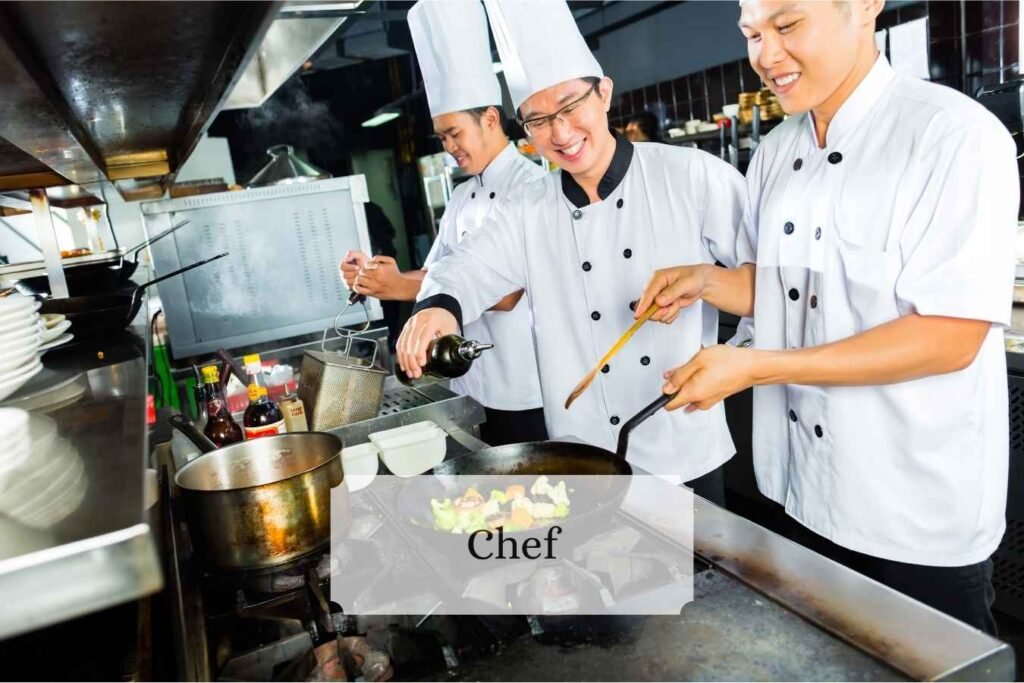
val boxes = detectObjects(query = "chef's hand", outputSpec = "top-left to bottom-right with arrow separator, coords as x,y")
662,344 -> 759,412
353,256 -> 410,300
339,251 -> 368,290
397,308 -> 458,378
635,265 -> 708,324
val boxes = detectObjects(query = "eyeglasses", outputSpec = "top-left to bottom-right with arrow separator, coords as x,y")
520,83 -> 599,138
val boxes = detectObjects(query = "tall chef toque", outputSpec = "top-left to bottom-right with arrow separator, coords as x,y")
409,0 -> 503,117
482,0 -> 604,112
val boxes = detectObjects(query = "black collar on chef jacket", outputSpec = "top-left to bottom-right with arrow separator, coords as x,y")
560,128 -> 634,209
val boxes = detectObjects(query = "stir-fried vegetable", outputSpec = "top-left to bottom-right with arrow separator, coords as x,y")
430,476 -> 571,533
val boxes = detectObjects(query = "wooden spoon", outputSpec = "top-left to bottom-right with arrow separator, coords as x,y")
564,303 -> 659,409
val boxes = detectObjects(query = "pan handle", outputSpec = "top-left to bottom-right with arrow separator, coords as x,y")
130,219 -> 190,260
615,391 -> 679,460
168,414 -> 218,453
127,252 -> 229,318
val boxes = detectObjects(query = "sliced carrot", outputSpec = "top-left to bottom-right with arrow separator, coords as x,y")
505,484 -> 526,500
510,506 -> 533,529
464,487 -> 484,502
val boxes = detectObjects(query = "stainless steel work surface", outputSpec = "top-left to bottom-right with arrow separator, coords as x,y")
0,308 -> 162,641
140,176 -> 382,358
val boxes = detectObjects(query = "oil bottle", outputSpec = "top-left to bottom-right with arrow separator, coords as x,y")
395,334 -> 493,386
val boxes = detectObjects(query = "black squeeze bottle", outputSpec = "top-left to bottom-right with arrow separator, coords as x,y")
396,334 -> 493,386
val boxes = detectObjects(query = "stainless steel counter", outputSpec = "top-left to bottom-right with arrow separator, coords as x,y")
0,309 -> 162,640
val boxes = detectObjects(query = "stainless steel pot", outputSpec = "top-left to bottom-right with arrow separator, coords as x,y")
169,415 -> 348,571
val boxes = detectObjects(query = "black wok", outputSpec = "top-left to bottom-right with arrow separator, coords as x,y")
395,392 -> 675,551
15,219 -> 190,297
40,252 -> 227,337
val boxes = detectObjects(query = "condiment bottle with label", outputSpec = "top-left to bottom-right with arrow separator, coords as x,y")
201,365 -> 244,447
243,354 -> 286,439
396,334 -> 494,386
279,393 -> 308,432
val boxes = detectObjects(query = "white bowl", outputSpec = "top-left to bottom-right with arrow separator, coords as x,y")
0,406 -> 29,440
371,426 -> 447,477
341,442 -> 379,492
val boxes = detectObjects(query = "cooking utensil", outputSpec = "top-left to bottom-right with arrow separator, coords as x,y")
169,414 -> 349,571
564,303 -> 659,409
115,218 -> 191,284
39,253 -> 227,337
14,219 -> 191,297
396,391 -> 676,551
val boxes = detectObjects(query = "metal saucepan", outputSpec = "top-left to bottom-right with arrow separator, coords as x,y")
39,252 -> 227,336
14,219 -> 191,297
169,414 -> 349,571
395,392 -> 674,549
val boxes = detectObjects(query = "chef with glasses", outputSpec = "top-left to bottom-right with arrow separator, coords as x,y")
397,0 -> 748,498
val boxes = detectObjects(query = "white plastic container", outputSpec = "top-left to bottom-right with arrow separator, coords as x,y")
341,442 -> 380,491
369,421 -> 447,477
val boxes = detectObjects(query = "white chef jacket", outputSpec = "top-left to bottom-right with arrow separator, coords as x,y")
423,142 -> 546,411
738,55 -> 1018,566
419,133 -> 745,479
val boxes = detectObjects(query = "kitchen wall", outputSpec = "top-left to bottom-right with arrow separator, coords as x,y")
607,0 -> 1022,131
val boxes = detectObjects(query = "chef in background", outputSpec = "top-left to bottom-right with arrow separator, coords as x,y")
341,0 -> 547,446
636,0 -> 1017,633
397,0 -> 748,501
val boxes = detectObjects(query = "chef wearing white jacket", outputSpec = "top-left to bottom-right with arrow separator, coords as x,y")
398,0 -> 747,497
342,0 -> 548,446
637,0 -> 1017,633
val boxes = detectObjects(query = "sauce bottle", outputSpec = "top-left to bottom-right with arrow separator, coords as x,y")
242,354 -> 286,439
200,365 -> 244,447
396,334 -> 493,386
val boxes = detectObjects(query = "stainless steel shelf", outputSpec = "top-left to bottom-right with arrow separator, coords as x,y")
0,306 -> 162,641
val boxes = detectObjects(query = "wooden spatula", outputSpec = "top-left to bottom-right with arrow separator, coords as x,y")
564,303 -> 659,409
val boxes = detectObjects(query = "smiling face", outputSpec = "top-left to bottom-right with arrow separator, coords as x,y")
519,77 -> 615,179
433,107 -> 504,176
739,1 -> 882,119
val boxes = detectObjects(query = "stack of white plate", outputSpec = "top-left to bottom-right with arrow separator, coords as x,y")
0,408 -> 31,484
0,295 -> 43,402
0,411 -> 86,529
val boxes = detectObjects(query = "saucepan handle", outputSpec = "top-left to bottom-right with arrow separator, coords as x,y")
615,391 -> 678,460
168,414 -> 218,453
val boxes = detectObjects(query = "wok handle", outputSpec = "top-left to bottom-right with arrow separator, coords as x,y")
168,414 -> 218,453
615,391 -> 678,459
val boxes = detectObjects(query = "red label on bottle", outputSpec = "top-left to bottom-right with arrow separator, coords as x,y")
244,420 -> 285,439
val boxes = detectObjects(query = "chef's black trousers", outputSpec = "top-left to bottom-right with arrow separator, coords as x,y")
480,407 -> 548,446
785,520 -> 997,635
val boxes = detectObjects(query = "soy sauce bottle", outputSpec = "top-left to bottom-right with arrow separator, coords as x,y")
242,354 -> 286,439
396,334 -> 494,386
200,365 -> 243,447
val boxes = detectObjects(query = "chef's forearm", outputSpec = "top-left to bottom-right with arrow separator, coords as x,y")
702,263 -> 755,317
750,314 -> 991,387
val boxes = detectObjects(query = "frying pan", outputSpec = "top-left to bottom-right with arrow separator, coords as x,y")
395,392 -> 675,551
39,252 -> 227,337
14,219 -> 191,297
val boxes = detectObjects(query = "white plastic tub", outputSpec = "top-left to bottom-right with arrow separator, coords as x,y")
341,442 -> 380,491
368,421 -> 446,477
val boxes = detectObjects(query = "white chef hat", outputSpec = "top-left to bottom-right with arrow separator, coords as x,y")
482,0 -> 604,112
408,0 -> 503,117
